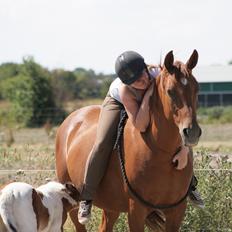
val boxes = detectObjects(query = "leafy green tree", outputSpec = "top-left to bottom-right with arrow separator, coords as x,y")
73,68 -> 115,99
1,57 -> 65,126
98,75 -> 114,98
0,62 -> 21,80
0,63 -> 21,99
74,68 -> 100,99
228,60 -> 232,65
50,69 -> 77,103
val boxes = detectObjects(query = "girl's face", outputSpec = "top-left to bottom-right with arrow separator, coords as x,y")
130,70 -> 150,90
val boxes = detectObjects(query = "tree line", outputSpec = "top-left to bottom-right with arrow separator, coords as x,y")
0,57 -> 115,127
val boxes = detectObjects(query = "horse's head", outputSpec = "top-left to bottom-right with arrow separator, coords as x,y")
159,50 -> 201,146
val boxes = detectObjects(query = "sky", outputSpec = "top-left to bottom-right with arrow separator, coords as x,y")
0,0 -> 232,74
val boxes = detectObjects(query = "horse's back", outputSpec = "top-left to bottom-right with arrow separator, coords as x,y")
55,105 -> 101,184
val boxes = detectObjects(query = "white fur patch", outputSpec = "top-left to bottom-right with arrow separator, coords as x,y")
0,182 -> 37,232
36,181 -> 78,232
181,77 -> 188,85
0,181 -> 78,232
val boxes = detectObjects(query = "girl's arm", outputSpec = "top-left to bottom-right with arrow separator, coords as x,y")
119,82 -> 154,132
172,146 -> 189,170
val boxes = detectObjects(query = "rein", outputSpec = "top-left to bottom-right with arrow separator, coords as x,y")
115,110 -> 191,210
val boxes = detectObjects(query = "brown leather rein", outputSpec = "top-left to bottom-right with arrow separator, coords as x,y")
114,110 -> 191,210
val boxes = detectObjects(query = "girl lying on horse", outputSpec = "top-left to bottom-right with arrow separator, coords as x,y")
78,51 -> 204,224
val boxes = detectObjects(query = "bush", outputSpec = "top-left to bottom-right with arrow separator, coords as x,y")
181,149 -> 232,231
198,106 -> 232,124
1,58 -> 65,126
75,149 -> 232,231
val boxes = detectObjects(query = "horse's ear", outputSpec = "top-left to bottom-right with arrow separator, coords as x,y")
164,50 -> 174,73
186,49 -> 198,70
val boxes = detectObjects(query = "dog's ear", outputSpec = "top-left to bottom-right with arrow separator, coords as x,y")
64,182 -> 80,202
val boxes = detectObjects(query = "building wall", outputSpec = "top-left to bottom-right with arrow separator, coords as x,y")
198,82 -> 232,106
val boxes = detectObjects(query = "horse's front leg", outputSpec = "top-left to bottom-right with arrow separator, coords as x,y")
69,208 -> 87,232
98,209 -> 119,232
164,201 -> 187,232
128,199 -> 147,232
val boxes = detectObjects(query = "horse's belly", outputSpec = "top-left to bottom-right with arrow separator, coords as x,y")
66,124 -> 97,189
94,150 -> 129,211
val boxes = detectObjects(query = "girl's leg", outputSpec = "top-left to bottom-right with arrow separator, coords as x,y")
79,96 -> 123,224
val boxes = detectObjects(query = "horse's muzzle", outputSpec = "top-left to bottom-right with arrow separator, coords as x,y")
182,122 -> 202,146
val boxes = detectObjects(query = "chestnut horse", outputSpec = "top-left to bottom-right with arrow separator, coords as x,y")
55,50 -> 201,232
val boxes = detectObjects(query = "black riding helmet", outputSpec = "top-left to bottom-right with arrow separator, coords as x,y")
115,51 -> 147,85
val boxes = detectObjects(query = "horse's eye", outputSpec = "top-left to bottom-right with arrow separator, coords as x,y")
167,89 -> 176,99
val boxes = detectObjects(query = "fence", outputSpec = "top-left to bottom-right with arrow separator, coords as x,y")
0,168 -> 231,231
0,125 -> 231,231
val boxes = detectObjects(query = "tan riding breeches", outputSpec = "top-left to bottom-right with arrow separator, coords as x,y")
81,95 -> 124,200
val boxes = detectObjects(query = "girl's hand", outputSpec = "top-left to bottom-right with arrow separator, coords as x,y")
172,146 -> 189,170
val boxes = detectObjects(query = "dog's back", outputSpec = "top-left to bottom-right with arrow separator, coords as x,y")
36,181 -> 79,231
0,182 -> 38,232
0,181 -> 79,232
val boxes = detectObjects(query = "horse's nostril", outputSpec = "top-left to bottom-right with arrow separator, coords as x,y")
183,127 -> 201,139
183,128 -> 189,137
198,128 -> 202,137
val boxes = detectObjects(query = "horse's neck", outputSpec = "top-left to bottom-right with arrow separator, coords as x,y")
147,77 -> 182,153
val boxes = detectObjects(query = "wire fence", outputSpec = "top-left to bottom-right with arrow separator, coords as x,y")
0,168 -> 232,173
0,168 -> 231,231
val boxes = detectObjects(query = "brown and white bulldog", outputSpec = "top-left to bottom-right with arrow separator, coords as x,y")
0,181 -> 79,232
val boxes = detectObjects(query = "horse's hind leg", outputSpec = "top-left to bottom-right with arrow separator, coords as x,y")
98,209 -> 119,232
69,208 -> 87,232
164,201 -> 187,232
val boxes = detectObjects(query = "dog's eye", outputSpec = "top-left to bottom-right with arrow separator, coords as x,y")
61,188 -> 68,193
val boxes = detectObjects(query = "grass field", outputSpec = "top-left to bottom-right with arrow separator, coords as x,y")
0,122 -> 231,231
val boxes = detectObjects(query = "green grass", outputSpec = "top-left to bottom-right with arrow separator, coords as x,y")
198,106 -> 232,124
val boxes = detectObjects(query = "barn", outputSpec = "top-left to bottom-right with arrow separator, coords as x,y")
194,66 -> 232,107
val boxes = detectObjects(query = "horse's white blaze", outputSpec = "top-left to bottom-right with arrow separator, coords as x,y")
181,77 -> 188,85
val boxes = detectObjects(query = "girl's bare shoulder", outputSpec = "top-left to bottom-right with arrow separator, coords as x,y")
119,84 -> 135,101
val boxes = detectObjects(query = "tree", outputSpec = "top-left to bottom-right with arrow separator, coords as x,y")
0,62 -> 21,99
50,69 -> 77,103
0,62 -> 21,80
228,60 -> 232,65
74,68 -> 100,99
73,68 -> 115,99
1,57 -> 65,126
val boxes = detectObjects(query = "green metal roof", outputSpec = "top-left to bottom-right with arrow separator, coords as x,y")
199,82 -> 232,93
